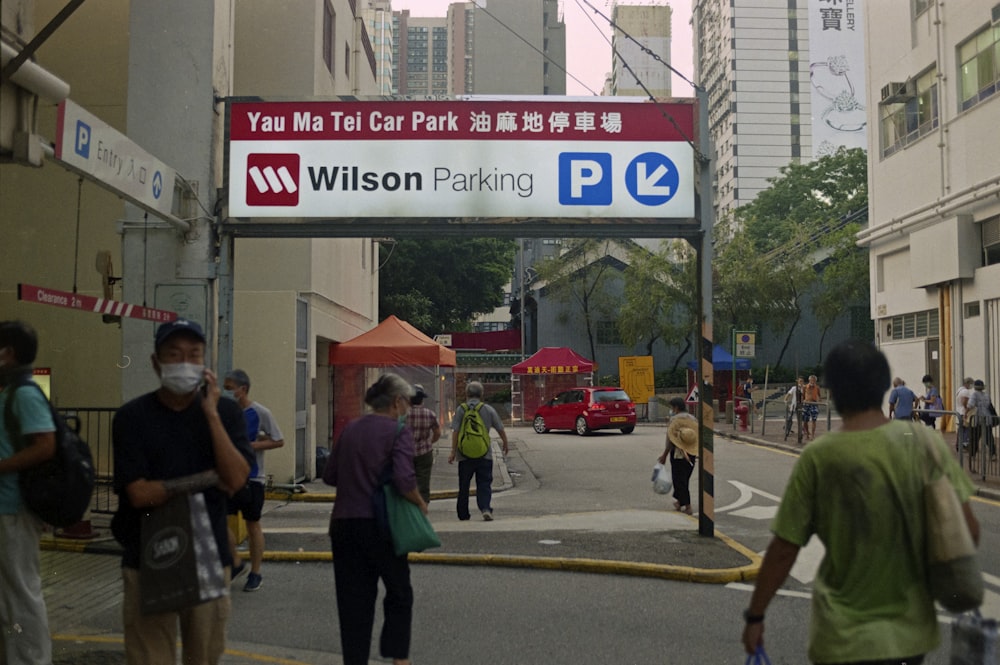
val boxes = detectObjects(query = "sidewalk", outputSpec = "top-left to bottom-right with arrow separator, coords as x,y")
41,436 -> 759,664
42,419 -> 997,663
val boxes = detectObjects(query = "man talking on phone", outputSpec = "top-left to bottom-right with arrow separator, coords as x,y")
111,319 -> 253,665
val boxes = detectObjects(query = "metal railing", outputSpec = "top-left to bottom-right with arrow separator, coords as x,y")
59,407 -> 116,514
759,398 -> 831,444
956,412 -> 999,482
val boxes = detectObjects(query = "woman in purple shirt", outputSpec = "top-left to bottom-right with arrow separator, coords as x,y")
323,373 -> 427,665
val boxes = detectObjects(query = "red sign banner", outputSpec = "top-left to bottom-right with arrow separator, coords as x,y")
18,284 -> 177,323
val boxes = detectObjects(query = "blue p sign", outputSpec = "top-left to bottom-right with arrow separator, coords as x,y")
559,152 -> 612,206
74,120 -> 91,158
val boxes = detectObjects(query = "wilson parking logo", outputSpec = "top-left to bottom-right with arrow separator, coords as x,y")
246,154 -> 300,206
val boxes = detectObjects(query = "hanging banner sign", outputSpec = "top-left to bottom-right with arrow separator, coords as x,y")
226,99 -> 696,219
18,284 -> 177,323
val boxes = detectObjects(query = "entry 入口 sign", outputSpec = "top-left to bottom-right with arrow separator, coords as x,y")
226,99 -> 695,220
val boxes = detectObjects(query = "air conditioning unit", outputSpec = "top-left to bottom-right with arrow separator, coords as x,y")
880,80 -> 915,103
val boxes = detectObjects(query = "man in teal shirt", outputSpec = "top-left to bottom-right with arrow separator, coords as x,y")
741,340 -> 980,664
0,321 -> 56,665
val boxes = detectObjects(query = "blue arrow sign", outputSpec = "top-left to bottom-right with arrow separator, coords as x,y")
152,171 -> 163,200
625,152 -> 679,206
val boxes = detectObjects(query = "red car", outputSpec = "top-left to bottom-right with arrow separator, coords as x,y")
532,387 -> 636,435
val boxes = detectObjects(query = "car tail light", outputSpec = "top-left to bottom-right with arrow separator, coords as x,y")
588,402 -> 606,412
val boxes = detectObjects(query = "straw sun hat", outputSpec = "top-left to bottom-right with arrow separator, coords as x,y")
667,416 -> 699,457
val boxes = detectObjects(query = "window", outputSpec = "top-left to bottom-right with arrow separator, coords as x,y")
888,309 -> 939,341
983,215 -> 1000,266
596,320 -> 622,345
323,2 -> 335,73
345,43 -> 350,77
964,302 -> 981,319
913,0 -> 931,18
959,24 -> 1000,111
880,67 -> 938,157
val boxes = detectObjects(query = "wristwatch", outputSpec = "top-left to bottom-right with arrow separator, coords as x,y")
743,609 -> 765,624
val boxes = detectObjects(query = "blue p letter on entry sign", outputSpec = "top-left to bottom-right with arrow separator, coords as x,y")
74,120 -> 91,158
559,152 -> 612,206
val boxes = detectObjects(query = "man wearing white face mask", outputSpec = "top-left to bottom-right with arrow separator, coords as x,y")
111,319 -> 253,665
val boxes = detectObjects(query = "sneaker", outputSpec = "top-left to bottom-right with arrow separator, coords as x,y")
244,572 -> 262,592
482,511 -> 494,521
231,560 -> 247,581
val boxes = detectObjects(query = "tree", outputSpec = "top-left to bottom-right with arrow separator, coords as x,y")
534,239 -> 623,363
715,148 -> 869,367
811,217 -> 870,356
619,240 -> 698,371
377,238 -> 517,334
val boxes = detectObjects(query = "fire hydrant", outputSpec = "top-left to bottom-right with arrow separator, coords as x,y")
735,403 -> 749,431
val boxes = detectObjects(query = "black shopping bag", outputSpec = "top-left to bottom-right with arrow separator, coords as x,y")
139,492 -> 227,615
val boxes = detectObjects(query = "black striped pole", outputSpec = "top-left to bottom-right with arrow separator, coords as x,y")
695,85 -> 715,538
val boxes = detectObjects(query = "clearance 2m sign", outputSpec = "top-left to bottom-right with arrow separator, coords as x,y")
226,100 -> 695,219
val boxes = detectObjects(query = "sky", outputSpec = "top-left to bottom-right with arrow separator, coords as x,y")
388,0 -> 695,97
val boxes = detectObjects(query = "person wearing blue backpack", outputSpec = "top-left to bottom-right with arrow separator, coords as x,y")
449,381 -> 508,521
0,320 -> 56,665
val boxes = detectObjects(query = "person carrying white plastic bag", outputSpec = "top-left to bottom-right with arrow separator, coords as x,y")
656,397 -> 699,515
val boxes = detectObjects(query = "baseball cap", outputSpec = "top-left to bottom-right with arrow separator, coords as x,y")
413,383 -> 428,399
155,319 -> 206,349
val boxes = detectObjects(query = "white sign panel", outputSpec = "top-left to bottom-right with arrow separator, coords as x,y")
55,100 -> 176,217
227,100 -> 696,220
808,0 -> 867,157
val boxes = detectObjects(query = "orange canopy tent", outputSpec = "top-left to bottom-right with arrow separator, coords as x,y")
328,315 -> 457,367
328,316 -> 456,445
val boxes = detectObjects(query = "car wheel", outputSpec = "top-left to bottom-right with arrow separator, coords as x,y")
575,416 -> 591,436
532,415 -> 549,434
620,426 -> 635,434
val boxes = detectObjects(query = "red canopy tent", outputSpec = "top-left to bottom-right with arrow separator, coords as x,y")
328,316 -> 456,443
511,347 -> 595,423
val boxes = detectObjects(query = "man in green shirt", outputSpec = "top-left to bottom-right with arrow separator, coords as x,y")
741,339 -> 980,664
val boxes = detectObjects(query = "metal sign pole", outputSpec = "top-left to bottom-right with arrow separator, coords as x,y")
696,86 -> 715,538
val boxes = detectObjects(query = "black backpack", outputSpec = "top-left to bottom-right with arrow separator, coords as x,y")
3,378 -> 95,528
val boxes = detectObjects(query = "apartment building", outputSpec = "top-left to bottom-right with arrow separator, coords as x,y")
859,1 -> 1000,408
693,0 -> 866,218
610,3 -> 672,98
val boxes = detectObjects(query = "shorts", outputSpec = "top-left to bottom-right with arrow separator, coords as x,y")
226,481 -> 265,521
802,404 -> 819,422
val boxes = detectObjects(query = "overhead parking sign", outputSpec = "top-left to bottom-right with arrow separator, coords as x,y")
226,99 -> 695,220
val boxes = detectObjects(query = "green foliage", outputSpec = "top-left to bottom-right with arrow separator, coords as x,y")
714,148 -> 869,366
378,238 -> 517,334
619,240 -> 698,370
654,368 -> 688,390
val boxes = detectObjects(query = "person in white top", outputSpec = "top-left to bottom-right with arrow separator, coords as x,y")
955,376 -> 974,449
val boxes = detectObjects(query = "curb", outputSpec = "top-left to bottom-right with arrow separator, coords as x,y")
40,528 -> 761,585
254,526 -> 760,584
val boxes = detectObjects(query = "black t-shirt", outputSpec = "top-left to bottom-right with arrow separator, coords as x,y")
111,391 -> 253,569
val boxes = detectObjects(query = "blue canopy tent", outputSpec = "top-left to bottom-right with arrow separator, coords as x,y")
686,345 -> 753,416
686,345 -> 752,371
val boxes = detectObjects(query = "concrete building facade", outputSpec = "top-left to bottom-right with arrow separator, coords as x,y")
858,1 -> 1000,411
610,4 -> 672,98
0,0 -> 381,484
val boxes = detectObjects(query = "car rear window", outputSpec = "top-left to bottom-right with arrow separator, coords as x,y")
593,390 -> 630,403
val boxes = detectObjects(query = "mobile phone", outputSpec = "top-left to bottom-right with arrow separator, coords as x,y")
199,381 -> 208,396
